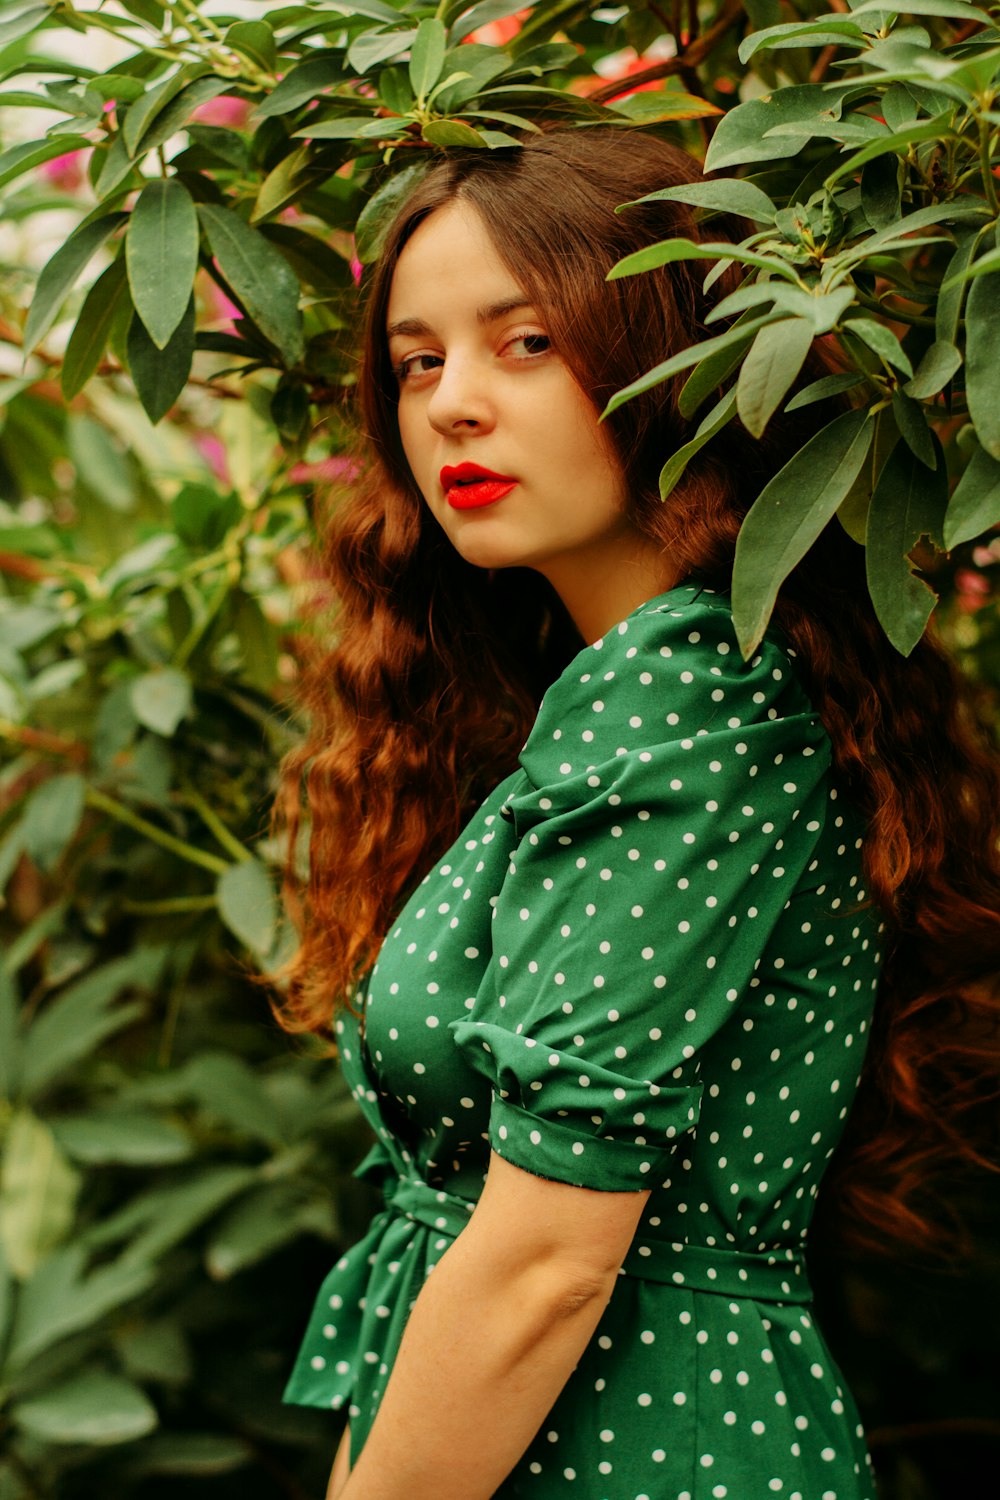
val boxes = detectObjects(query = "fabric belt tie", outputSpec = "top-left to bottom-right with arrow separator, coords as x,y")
378,1171 -> 811,1306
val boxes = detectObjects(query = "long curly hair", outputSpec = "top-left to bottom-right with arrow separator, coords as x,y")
273,129 -> 1000,1257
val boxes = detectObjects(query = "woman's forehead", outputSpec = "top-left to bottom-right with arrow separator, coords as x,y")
385,201 -> 535,332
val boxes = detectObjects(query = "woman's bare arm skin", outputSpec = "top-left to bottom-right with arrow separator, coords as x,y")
326,1423 -> 351,1499
337,1152 -> 648,1500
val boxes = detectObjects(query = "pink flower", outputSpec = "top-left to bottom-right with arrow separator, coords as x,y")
38,149 -> 90,192
954,568 -> 992,613
193,434 -> 229,483
287,456 -> 359,485
192,95 -> 250,130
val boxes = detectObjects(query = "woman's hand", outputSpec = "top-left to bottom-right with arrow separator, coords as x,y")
326,1423 -> 351,1499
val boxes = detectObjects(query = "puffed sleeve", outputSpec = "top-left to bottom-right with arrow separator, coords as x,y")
446,590 -> 834,1192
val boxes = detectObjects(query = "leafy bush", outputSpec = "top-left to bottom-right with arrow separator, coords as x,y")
1,3 -> 998,1496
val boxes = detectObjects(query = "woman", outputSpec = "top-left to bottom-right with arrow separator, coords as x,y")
275,129 -> 1000,1500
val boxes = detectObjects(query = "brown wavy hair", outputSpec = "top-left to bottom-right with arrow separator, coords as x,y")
273,129 -> 1000,1257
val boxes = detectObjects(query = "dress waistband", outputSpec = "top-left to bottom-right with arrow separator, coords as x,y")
376,1167 -> 811,1306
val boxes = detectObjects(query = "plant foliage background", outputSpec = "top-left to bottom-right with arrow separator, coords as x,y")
1,2 -> 999,1496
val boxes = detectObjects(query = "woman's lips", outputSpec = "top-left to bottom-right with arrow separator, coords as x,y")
440,463 -> 517,511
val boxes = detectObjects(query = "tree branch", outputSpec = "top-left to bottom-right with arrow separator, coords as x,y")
588,0 -> 745,104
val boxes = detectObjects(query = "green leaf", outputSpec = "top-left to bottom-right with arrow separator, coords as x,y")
138,77 -> 232,158
0,4 -> 50,48
95,132 -> 140,200
608,237 -> 796,282
21,774 -> 86,874
610,90 -> 723,123
20,950 -> 162,1100
903,340 -> 962,400
825,114 -> 955,187
172,483 -> 241,549
678,316 -> 763,418
965,267 -> 1000,460
61,258 -> 130,401
206,1181 -> 312,1279
936,228 -> 981,346
53,1111 -> 191,1166
130,667 -> 192,737
410,17 -> 447,102
944,440 -> 1000,549
127,297 -> 195,424
881,82 -> 918,132
0,1109 -> 80,1280
123,67 -> 199,156
842,317 -> 913,377
892,389 -> 936,469
199,205 -> 304,365
709,282 -> 854,336
732,408 -> 875,655
254,56 -> 345,118
866,436 -> 946,654
23,213 -> 126,354
737,318 -> 815,439
108,1166 -> 259,1267
740,17 -> 866,62
451,0 -> 530,46
659,387 -> 738,501
251,143 -> 324,223
851,0 -> 984,18
422,118 -> 488,147
12,1370 -> 157,1445
703,85 -> 853,173
0,136 -> 91,190
127,179 -> 199,349
355,162 -> 428,264
225,20 -> 276,72
0,965 -> 21,1103
603,312 -> 784,417
785,371 -> 866,412
622,179 -> 777,224
348,27 -> 419,75
293,115 -> 394,140
6,1244 -> 155,1375
217,859 -> 278,957
860,153 -> 901,231
116,1319 -> 191,1386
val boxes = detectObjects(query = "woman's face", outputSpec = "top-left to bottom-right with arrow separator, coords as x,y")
385,201 -> 671,641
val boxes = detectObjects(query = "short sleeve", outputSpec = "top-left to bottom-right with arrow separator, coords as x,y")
447,593 -> 833,1192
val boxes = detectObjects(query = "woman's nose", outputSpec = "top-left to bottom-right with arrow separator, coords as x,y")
426,354 -> 495,435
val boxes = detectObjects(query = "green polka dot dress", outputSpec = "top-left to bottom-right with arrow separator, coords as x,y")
285,582 -> 882,1500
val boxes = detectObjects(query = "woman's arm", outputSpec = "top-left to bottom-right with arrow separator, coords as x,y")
326,1423 -> 351,1499
338,1151 -> 648,1500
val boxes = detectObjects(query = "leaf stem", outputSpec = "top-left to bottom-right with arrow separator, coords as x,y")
978,116 -> 999,215
85,787 -> 229,874
122,894 -> 218,913
179,781 -> 251,863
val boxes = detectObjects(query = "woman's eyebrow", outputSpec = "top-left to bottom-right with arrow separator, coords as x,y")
386,298 -> 536,341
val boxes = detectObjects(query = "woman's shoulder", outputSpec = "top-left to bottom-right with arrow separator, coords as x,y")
541,578 -> 806,713
517,579 -> 825,789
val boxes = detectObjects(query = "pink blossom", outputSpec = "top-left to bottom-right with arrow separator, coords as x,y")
194,434 -> 229,483
38,148 -> 90,192
954,568 -> 992,613
192,95 -> 250,130
287,456 -> 359,485
349,255 -> 363,286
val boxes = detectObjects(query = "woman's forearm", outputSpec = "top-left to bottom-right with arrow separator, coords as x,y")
338,1227 -> 616,1500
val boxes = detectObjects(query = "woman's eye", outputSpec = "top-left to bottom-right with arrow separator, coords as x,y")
395,353 -> 442,382
508,332 -> 551,358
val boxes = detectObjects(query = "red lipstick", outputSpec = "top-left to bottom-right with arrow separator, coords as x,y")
440,462 -> 517,510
